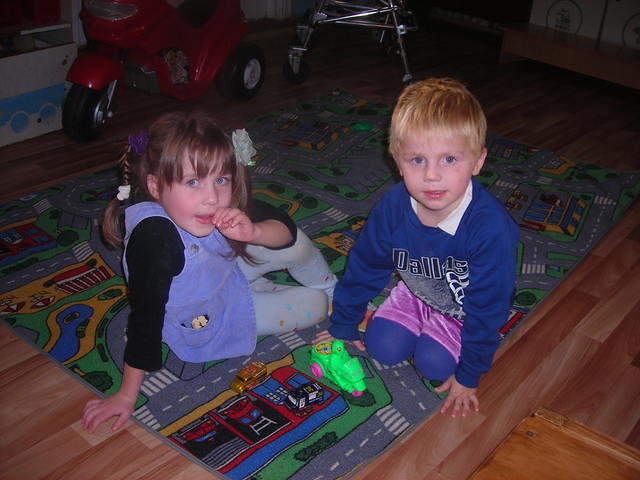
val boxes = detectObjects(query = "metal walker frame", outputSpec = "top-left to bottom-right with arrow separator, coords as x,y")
284,0 -> 418,84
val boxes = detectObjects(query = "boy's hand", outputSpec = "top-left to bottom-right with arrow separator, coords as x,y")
435,375 -> 479,417
313,329 -> 365,351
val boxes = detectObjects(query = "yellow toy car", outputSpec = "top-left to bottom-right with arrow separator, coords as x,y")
230,361 -> 268,393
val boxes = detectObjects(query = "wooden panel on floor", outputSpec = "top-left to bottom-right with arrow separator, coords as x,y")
470,408 -> 640,480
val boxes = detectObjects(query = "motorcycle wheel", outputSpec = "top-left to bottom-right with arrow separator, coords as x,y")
217,42 -> 265,101
310,362 -> 324,378
62,84 -> 111,141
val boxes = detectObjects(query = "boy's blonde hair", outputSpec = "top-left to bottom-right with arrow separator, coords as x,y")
389,77 -> 487,158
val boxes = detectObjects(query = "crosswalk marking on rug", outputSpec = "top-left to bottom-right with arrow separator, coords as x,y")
148,376 -> 167,390
278,331 -> 306,349
72,241 -> 93,262
496,179 -> 518,189
133,405 -> 161,430
33,198 -> 52,214
253,166 -> 274,175
594,195 -> 615,205
324,207 -> 349,222
376,405 -> 410,435
522,263 -> 546,275
140,369 -> 179,397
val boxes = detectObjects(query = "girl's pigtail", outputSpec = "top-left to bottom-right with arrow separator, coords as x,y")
101,130 -> 147,248
101,146 -> 133,248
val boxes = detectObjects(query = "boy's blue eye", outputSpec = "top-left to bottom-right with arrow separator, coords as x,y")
410,156 -> 425,165
443,155 -> 456,164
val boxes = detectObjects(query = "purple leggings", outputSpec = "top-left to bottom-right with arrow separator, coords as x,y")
365,315 -> 458,381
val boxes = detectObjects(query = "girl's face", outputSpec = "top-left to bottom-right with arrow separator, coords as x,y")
395,132 -> 486,227
147,158 -> 233,237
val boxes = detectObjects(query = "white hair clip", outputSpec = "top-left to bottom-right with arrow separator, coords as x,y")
232,128 -> 257,167
117,185 -> 131,201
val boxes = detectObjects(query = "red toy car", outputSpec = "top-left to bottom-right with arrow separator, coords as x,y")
63,0 -> 265,141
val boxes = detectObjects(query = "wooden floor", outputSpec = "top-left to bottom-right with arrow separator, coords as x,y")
1,18 -> 640,480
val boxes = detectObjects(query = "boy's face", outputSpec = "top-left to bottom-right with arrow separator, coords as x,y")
147,158 -> 233,237
395,132 -> 486,227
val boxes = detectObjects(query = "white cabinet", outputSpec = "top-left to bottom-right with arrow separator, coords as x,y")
0,1 -> 79,147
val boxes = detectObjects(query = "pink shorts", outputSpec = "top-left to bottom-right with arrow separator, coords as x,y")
373,280 -> 463,361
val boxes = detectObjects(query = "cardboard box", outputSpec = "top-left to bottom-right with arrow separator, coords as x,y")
600,0 -> 640,50
0,41 -> 77,147
529,0 -> 608,39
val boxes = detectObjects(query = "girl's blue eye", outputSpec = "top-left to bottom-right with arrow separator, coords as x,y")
216,176 -> 229,185
443,155 -> 456,164
186,179 -> 199,187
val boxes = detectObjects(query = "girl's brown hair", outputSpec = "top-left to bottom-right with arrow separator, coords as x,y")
102,110 -> 252,259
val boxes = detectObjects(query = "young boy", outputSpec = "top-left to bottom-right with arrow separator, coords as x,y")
315,78 -> 519,417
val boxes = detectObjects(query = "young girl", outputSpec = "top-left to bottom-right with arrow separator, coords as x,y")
83,110 -> 336,433
316,78 -> 519,417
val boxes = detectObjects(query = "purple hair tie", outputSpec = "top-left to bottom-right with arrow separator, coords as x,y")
128,130 -> 148,156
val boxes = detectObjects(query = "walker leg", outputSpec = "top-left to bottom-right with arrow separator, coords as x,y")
389,0 -> 413,83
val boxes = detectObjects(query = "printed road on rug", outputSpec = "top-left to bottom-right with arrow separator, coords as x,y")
2,89 -> 639,480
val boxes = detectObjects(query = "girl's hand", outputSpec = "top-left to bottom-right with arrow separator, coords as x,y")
82,392 -> 136,433
212,209 -> 293,248
313,329 -> 366,351
435,375 -> 480,417
212,207 -> 256,242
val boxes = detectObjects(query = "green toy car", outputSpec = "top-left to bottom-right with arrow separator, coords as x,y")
310,340 -> 366,396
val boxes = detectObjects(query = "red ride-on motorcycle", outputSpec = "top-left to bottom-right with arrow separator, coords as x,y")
63,0 -> 265,141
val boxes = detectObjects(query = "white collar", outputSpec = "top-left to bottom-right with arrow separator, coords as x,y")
410,180 -> 473,235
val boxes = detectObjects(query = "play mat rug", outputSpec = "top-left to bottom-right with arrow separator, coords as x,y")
2,89 -> 639,480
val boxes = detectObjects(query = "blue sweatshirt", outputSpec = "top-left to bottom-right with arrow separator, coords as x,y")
328,179 -> 519,387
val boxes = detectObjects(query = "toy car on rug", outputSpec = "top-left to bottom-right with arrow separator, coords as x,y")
310,340 -> 366,396
230,361 -> 268,393
283,381 -> 324,415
